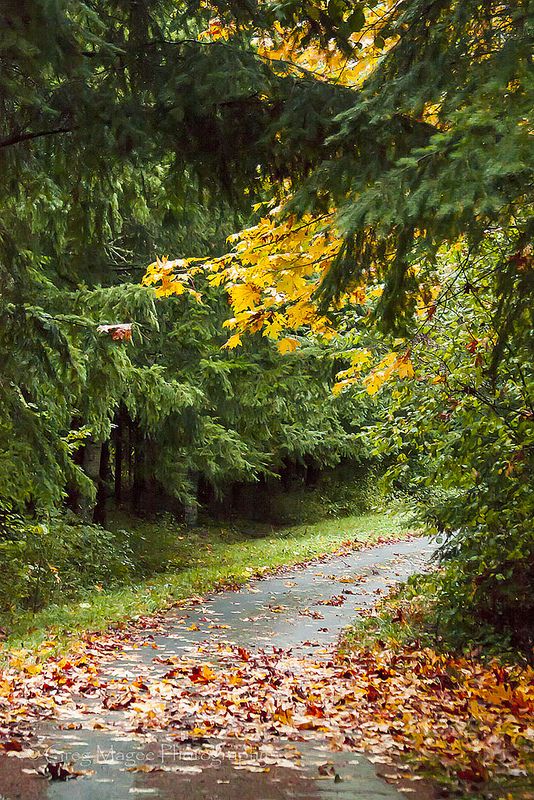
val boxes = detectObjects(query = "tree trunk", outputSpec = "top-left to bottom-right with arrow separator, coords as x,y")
131,425 -> 146,515
79,438 -> 102,522
128,416 -> 134,500
65,441 -> 84,513
93,440 -> 109,526
114,406 -> 124,503
184,470 -> 199,527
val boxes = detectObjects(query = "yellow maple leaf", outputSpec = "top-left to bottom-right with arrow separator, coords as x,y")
333,377 -> 357,395
229,283 -> 261,312
396,357 -> 415,379
278,337 -> 300,354
364,373 -> 386,395
222,333 -> 242,349
351,349 -> 372,370
155,276 -> 186,297
263,315 -> 285,339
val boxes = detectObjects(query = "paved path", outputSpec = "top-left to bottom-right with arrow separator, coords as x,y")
0,536 -> 437,800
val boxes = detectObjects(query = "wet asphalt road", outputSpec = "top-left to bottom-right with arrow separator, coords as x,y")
0,536 -> 437,800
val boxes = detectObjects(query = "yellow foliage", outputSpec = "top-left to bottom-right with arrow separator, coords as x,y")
333,377 -> 358,396
229,283 -> 261,312
142,5 -> 426,397
363,352 -> 415,395
143,256 -> 204,303
223,333 -> 242,349
253,5 -> 397,90
277,337 -> 299,354
397,356 -> 415,380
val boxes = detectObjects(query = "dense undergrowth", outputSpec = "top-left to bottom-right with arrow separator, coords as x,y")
342,573 -> 533,665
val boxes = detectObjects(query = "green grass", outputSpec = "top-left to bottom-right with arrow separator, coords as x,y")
2,510 -> 419,657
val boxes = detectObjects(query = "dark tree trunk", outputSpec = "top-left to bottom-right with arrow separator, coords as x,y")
128,416 -> 134,498
93,440 -> 110,526
65,441 -> 84,513
114,405 -> 125,503
131,425 -> 146,515
305,461 -> 320,487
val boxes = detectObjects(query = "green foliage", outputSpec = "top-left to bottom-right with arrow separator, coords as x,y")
0,0 -> 372,520
0,513 -> 134,614
242,461 -> 380,525
356,234 -> 533,650
311,0 -> 534,326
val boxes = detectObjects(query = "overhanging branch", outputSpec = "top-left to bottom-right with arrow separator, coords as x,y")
0,127 -> 74,150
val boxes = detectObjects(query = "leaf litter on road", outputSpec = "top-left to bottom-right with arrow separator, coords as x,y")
1,623 -> 532,794
0,537 -> 531,795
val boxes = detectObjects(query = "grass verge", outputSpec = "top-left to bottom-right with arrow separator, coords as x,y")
2,510 -> 418,657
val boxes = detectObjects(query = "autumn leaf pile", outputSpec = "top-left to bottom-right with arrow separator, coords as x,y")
0,614 -> 532,790
116,644 -> 534,785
